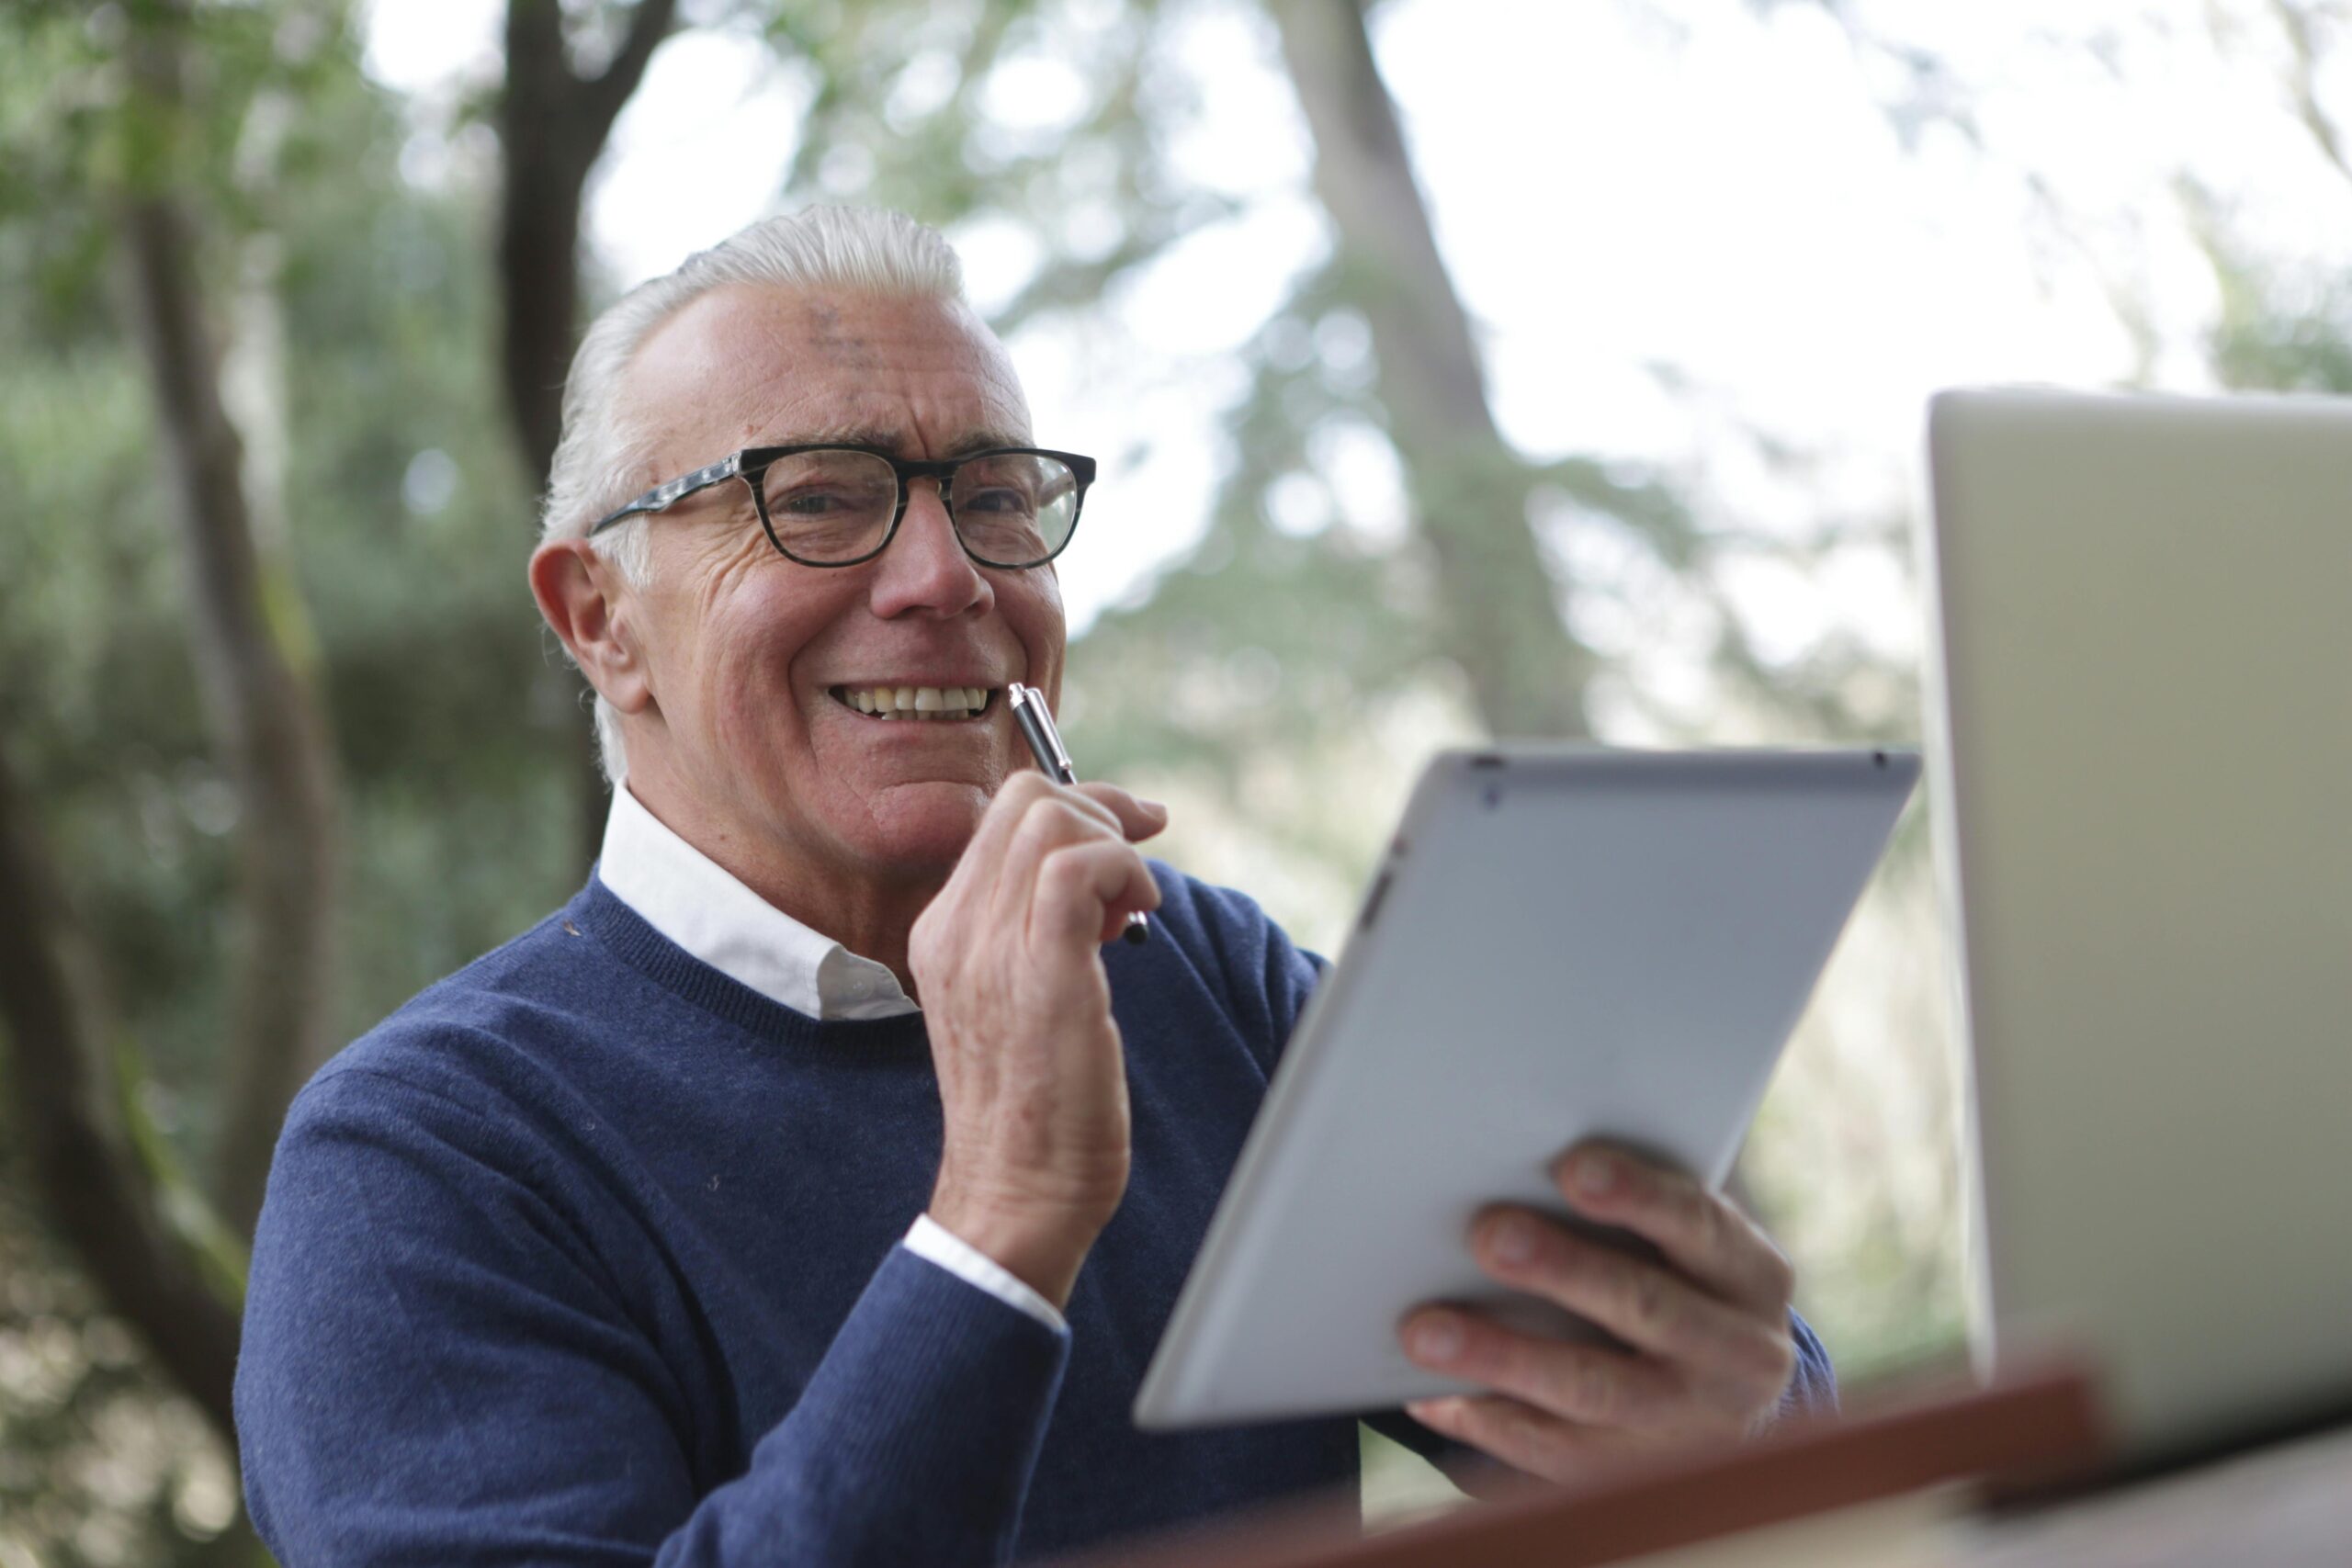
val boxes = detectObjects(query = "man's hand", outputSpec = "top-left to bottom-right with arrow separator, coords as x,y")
911,773 -> 1166,1311
1397,1143 -> 1800,1483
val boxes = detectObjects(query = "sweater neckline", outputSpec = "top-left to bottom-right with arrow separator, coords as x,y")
572,875 -> 933,1053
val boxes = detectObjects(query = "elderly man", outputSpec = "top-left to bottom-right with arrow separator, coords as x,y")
235,208 -> 1832,1567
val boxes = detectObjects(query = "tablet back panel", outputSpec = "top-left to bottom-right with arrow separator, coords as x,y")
1135,749 -> 1917,1428
1924,389 -> 2352,1459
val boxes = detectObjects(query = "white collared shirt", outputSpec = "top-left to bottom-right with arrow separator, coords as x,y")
598,784 -> 916,1021
598,785 -> 1066,1333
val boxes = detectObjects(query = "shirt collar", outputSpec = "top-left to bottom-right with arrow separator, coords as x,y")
596,785 -> 917,1021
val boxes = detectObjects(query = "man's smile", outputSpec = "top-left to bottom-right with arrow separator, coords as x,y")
826,683 -> 999,721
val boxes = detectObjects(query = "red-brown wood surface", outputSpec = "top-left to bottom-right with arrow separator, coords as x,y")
1057,1366 -> 2105,1568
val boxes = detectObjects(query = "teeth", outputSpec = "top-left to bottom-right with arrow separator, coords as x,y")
832,685 -> 991,720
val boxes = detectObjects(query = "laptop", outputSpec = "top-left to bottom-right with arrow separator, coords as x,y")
1922,389 -> 2352,1466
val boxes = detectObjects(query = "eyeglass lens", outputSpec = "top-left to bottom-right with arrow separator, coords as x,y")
758,449 -> 1080,567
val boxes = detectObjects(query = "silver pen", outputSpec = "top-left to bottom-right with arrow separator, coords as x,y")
1006,683 -> 1150,945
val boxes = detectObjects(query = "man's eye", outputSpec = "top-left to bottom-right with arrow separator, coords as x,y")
778,488 -> 861,516
959,488 -> 1035,516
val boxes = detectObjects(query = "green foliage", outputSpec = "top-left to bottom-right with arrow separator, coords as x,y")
1075,268 -> 1436,770
1,2 -> 579,1559
774,0 -> 1232,335
2202,231 -> 2352,395
3,0 -> 580,1129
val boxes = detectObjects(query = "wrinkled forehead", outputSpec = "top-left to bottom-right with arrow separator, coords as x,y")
620,284 -> 1033,471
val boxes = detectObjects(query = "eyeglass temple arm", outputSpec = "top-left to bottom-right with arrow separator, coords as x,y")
589,454 -> 745,536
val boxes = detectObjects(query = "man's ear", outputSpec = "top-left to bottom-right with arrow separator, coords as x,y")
529,538 -> 653,715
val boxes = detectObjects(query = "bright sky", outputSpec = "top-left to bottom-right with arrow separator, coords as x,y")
365,0 -> 2352,658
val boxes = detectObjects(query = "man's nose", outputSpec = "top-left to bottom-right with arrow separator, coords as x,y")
868,479 -> 992,619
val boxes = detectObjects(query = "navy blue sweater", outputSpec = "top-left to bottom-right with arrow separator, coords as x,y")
236,867 -> 1834,1565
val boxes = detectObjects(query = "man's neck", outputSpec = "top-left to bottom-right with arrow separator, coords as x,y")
617,777 -> 941,992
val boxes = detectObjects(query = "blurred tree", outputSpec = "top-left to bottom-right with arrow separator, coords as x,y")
771,0 -> 1234,327
2,0 -> 578,1557
0,0 -> 356,1557
496,0 -> 677,490
113,0 -> 342,1247
494,0 -> 678,864
1050,0 -> 1916,933
2199,0 -> 2352,395
0,0 -> 335,1448
1271,0 -> 1595,739
0,739 -> 242,1483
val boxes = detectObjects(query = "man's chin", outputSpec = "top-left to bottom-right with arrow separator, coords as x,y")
848,781 -> 996,875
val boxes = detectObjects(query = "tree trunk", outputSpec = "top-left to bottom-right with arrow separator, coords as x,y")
0,745 -> 244,1447
1271,0 -> 1595,738
497,0 -> 677,864
119,15 -> 342,1246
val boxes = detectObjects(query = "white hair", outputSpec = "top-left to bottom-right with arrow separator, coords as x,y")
539,207 -> 972,784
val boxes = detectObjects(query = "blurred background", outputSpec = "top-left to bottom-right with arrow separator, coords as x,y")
6,0 -> 2352,1559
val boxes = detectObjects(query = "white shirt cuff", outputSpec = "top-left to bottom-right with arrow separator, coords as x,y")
903,1214 -> 1069,1335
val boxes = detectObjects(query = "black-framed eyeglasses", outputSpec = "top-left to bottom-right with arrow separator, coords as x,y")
587,445 -> 1096,570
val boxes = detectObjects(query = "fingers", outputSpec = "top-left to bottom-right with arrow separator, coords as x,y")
1401,1392 -> 1638,1481
1031,840 -> 1163,948
912,756 -> 1164,1311
1065,781 -> 1170,843
1465,1208 -> 1798,1414
1399,1305 -> 1690,1433
1552,1145 -> 1796,1316
960,770 -> 1086,870
956,774 -> 1164,900
981,784 -> 1161,952
1390,1146 -> 1806,1475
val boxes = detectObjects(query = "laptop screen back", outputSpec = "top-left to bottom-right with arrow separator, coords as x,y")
1922,389 -> 2352,1459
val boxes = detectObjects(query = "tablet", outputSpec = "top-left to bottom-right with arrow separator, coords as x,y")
1133,746 -> 1919,1429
